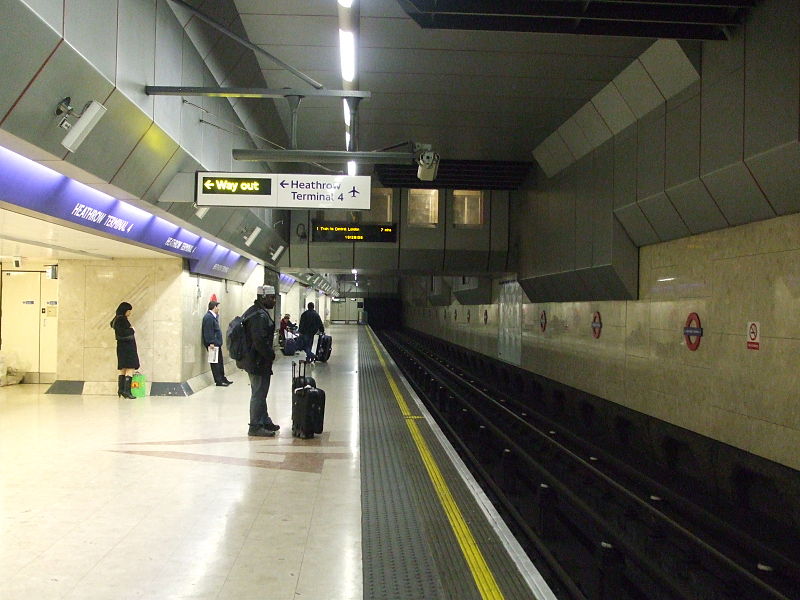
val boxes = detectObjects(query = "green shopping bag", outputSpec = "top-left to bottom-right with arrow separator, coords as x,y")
130,372 -> 147,398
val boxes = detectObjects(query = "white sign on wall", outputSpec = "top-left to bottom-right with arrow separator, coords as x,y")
746,321 -> 760,350
195,171 -> 371,210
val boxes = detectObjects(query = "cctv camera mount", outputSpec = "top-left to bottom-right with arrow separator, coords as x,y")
55,96 -> 107,153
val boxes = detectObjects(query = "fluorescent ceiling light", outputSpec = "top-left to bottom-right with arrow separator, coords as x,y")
195,206 -> 210,219
244,226 -> 262,247
657,277 -> 676,282
345,131 -> 351,148
351,268 -> 357,274
343,99 -> 351,126
338,0 -> 353,6
347,160 -> 357,176
339,29 -> 355,82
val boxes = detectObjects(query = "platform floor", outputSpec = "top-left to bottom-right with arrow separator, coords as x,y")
0,324 -> 548,600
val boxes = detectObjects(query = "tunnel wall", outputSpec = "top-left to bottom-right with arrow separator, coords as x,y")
403,210 -> 800,471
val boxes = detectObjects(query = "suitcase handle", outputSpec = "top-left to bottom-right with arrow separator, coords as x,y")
298,359 -> 308,377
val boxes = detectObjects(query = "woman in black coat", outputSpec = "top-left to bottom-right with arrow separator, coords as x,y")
111,302 -> 140,398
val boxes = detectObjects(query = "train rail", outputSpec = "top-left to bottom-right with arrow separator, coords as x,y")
380,329 -> 799,600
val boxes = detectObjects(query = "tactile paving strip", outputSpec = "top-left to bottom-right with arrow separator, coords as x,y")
360,329 -> 473,600
359,329 -> 544,600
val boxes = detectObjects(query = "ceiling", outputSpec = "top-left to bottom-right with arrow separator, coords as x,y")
232,0 -> 660,180
396,1 -> 752,40
0,209 -> 169,262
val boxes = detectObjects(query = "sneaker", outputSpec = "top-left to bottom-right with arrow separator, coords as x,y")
247,426 -> 276,437
263,423 -> 280,432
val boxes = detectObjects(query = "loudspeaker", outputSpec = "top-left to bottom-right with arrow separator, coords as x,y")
12,257 -> 22,268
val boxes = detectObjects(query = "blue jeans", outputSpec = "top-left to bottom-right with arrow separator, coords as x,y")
248,372 -> 274,427
300,334 -> 315,361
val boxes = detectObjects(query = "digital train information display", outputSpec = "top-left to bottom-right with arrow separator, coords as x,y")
311,221 -> 397,243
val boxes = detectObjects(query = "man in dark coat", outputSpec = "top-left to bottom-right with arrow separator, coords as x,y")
202,300 -> 232,386
298,302 -> 325,362
241,285 -> 279,437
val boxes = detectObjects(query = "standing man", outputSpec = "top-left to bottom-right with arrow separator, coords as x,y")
202,300 -> 232,386
298,302 -> 325,362
241,285 -> 280,437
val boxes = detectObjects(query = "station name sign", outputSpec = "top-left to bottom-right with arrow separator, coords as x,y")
195,171 -> 371,210
312,221 -> 397,243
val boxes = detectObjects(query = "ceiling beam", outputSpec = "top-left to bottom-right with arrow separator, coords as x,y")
145,87 -> 371,100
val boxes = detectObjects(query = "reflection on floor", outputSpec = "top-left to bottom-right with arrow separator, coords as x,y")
0,325 -> 361,600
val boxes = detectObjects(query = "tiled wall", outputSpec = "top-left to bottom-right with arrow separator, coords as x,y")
58,258 -> 184,393
180,267 -> 263,382
57,258 -> 265,390
404,211 -> 800,470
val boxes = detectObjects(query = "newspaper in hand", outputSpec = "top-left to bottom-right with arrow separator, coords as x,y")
208,346 -> 219,363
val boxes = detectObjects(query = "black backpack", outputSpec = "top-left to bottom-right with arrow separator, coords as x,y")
226,313 -> 254,361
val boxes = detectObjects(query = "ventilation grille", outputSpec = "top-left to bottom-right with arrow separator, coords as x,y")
374,160 -> 532,190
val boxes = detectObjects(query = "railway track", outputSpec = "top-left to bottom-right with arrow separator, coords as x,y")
380,329 -> 799,600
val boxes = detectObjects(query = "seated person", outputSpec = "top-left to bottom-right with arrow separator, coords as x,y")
279,313 -> 296,346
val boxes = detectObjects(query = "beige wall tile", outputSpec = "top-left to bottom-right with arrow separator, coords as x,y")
404,213 -> 800,469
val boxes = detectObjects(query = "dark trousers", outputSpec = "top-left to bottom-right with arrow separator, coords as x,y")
248,372 -> 274,427
300,334 -> 315,361
209,345 -> 226,383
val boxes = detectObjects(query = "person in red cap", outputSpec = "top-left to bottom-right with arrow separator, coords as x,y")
240,284 -> 280,437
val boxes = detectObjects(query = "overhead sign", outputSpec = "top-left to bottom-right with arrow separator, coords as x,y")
312,221 -> 397,243
195,171 -> 371,210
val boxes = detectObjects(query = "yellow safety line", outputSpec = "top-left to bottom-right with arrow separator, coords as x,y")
366,328 -> 505,600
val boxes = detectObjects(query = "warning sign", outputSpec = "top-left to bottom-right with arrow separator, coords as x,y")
747,321 -> 760,350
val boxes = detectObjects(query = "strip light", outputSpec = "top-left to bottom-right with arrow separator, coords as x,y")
339,29 -> 355,82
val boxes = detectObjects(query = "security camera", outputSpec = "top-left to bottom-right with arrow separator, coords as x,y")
55,97 -> 107,153
416,150 -> 440,181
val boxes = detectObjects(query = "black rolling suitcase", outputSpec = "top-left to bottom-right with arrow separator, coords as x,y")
282,335 -> 299,356
315,334 -> 332,362
291,360 -> 316,390
291,361 -> 325,438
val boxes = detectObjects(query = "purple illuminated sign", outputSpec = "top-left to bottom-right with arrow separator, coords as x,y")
0,145 -> 259,283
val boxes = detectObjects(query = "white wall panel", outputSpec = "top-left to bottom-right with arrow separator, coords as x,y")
116,0 -> 156,116
65,0 -> 117,82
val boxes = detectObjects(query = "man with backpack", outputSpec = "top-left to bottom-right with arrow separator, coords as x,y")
236,285 -> 280,437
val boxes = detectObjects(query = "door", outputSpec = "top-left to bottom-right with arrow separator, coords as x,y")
1,271 -> 59,383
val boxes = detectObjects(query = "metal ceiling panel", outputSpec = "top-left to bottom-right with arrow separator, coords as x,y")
64,0 -> 118,83
638,192 -> 690,242
117,0 -> 156,116
614,59 -> 665,120
397,0 -> 750,40
142,150 -> 201,205
701,161 -> 776,226
639,40 -> 700,100
745,141 -> 800,216
154,0 -> 185,142
573,103 -> 612,149
0,0 -> 61,124
614,202 -> 659,247
1,41 -> 114,160
592,82 -> 637,135
665,178 -> 728,235
111,124 -> 179,199
558,117 -> 592,161
66,88 -> 152,183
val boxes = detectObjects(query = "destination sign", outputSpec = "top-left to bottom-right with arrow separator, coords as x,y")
312,221 -> 397,243
195,171 -> 371,210
200,175 -> 271,195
